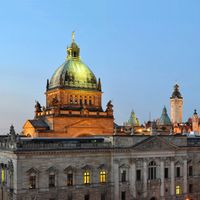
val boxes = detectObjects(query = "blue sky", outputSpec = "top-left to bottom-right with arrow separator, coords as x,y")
0,0 -> 200,133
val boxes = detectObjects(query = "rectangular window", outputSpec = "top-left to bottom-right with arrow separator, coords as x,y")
1,167 -> 5,184
101,193 -> 106,200
136,169 -> 141,181
68,194 -> 72,200
121,170 -> 126,182
164,168 -> 168,179
84,194 -> 89,200
176,167 -> 180,177
189,166 -> 193,176
189,184 -> 193,193
83,171 -> 90,184
29,175 -> 36,189
100,171 -> 106,183
121,191 -> 126,200
49,174 -> 55,188
67,173 -> 73,186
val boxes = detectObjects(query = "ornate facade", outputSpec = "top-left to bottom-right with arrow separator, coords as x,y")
0,127 -> 200,200
23,34 -> 114,138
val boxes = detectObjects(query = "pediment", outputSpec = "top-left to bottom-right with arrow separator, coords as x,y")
134,136 -> 178,151
64,165 -> 76,173
46,166 -> 57,173
26,167 -> 40,175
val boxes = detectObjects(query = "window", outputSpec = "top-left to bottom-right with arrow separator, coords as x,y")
70,96 -> 73,104
148,161 -> 156,180
67,173 -> 73,186
136,169 -> 141,181
49,174 -> 55,188
121,170 -> 126,182
176,167 -> 180,177
99,170 -> 106,183
121,191 -> 126,200
83,171 -> 90,184
101,193 -> 106,200
84,194 -> 89,200
176,185 -> 181,195
189,184 -> 193,193
164,168 -> 169,179
68,194 -> 72,200
29,174 -> 36,189
1,167 -> 5,184
189,166 -> 193,176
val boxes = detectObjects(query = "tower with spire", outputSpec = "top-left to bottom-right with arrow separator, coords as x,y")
170,84 -> 183,124
192,109 -> 199,133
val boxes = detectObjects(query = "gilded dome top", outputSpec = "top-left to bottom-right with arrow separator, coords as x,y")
48,34 -> 100,91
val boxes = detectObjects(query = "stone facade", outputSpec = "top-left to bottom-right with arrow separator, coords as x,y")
0,132 -> 200,200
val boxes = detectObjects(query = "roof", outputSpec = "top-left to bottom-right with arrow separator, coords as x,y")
171,84 -> 183,99
48,39 -> 99,91
29,119 -> 49,129
159,107 -> 171,125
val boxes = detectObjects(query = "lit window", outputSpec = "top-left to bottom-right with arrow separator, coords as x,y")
99,170 -> 106,183
29,174 -> 36,189
176,185 -> 181,195
1,167 -> 5,184
49,174 -> 55,188
83,171 -> 90,184
67,173 -> 73,186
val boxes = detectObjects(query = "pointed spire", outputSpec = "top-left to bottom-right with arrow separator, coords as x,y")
97,78 -> 102,91
159,106 -> 171,125
194,109 -> 198,115
46,79 -> 49,90
72,31 -> 75,43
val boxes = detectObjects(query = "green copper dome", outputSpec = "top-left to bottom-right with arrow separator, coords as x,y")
48,34 -> 100,91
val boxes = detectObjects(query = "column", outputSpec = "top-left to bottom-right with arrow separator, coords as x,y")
170,158 -> 175,196
183,159 -> 187,194
113,159 -> 119,200
160,159 -> 165,199
129,159 -> 136,199
143,159 -> 147,198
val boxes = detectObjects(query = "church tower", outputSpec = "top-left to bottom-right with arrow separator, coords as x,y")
23,33 -> 114,137
192,109 -> 199,133
170,84 -> 183,124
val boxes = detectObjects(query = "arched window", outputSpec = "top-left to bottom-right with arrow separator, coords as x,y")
83,171 -> 90,184
148,161 -> 156,180
176,185 -> 181,195
99,170 -> 106,183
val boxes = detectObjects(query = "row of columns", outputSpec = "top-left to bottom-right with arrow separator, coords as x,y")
113,157 -> 188,200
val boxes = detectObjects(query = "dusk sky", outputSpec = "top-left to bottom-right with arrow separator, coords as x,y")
0,0 -> 200,133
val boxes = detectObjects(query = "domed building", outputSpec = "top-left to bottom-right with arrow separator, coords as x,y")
23,33 -> 114,137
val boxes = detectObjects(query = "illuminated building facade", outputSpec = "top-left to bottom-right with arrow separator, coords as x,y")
0,126 -> 200,200
23,33 -> 114,138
